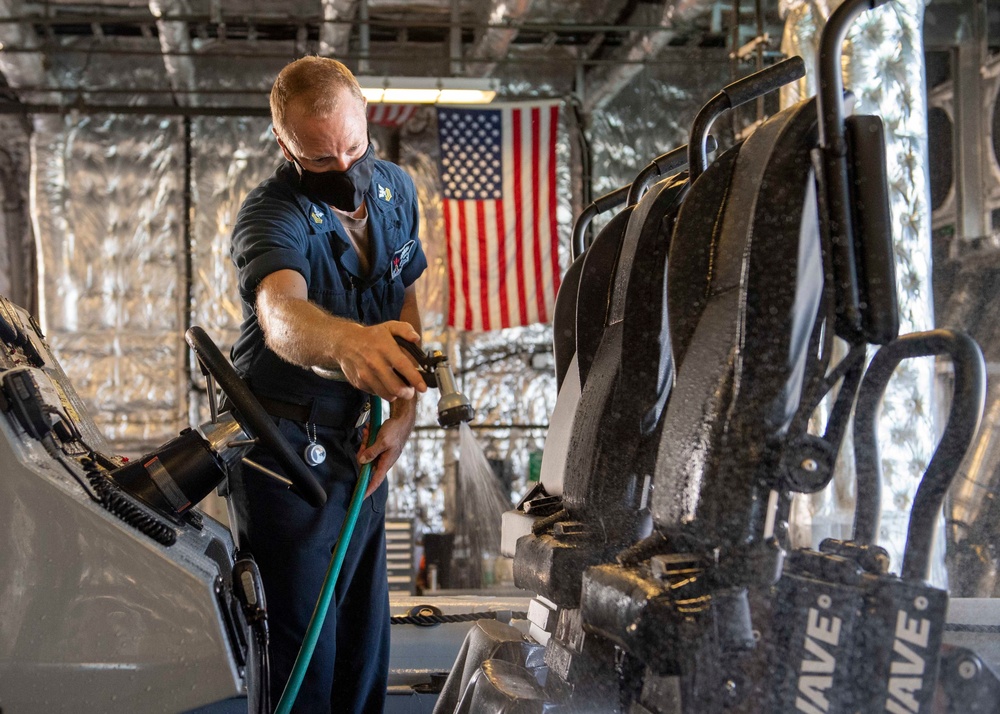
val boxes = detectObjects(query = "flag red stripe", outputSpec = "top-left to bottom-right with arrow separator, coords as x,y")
457,201 -> 473,331
496,199 -> 510,329
548,105 -> 561,300
366,104 -> 417,127
476,201 -> 491,331
443,199 -> 457,328
530,106 -> 546,322
512,108 -> 529,326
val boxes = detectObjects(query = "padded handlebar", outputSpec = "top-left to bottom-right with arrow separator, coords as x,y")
721,55 -> 806,110
689,56 -> 806,181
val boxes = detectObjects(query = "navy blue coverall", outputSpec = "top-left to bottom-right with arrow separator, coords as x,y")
229,158 -> 427,713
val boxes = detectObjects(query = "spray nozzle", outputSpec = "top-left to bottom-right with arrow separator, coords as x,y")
392,337 -> 474,429
312,339 -> 475,428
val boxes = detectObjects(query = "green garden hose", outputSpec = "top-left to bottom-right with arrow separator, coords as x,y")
275,396 -> 383,714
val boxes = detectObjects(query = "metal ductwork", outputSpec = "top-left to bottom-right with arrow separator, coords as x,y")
321,0 -> 360,60
150,0 -> 199,108
582,0 -> 709,115
465,0 -> 534,77
0,0 -> 51,104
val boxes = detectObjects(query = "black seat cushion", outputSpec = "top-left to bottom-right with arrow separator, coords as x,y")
651,98 -> 823,551
562,173 -> 688,541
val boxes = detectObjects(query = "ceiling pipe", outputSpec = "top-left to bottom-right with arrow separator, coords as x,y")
357,0 -> 370,74
320,0 -> 359,60
450,0 -> 462,76
466,0 -> 535,77
149,0 -> 198,108
582,0 -> 710,115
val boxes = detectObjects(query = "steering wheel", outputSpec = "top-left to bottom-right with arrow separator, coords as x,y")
185,326 -> 327,507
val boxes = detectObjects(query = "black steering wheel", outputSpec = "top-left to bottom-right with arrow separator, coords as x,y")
185,326 -> 327,507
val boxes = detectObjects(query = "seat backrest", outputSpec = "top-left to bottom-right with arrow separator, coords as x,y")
666,146 -> 741,369
551,256 -> 583,392
538,207 -> 632,497
560,173 -> 688,541
650,98 -> 824,553
574,208 -> 632,388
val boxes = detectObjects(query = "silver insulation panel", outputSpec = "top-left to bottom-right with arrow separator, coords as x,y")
31,112 -> 188,450
27,98 -> 570,537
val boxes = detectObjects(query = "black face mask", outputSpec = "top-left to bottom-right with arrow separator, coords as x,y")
293,143 -> 375,212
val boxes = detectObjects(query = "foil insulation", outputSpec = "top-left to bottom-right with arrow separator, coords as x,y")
588,56 -> 730,232
31,113 -> 188,452
189,116 -> 276,357
782,0 -> 939,580
778,0 -> 832,107
0,115 -> 33,313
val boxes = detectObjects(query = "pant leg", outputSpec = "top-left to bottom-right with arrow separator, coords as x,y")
235,418 -> 377,713
330,476 -> 390,714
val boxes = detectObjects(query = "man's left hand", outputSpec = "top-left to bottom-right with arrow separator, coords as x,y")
357,399 -> 417,498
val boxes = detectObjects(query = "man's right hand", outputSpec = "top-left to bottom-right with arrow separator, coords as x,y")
256,270 -> 427,402
330,321 -> 427,401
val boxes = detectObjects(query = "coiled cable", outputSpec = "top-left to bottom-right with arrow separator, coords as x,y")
81,455 -> 177,546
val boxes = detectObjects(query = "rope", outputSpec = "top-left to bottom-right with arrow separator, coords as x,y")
391,610 -> 528,626
944,623 -> 1000,634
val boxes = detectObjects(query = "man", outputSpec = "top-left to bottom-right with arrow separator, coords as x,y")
229,56 -> 428,713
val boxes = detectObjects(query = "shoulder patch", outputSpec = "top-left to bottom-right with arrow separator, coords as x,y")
377,183 -> 393,203
391,240 -> 416,279
309,205 -> 325,225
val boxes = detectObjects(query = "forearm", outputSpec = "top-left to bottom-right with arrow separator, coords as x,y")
255,269 -> 425,401
389,393 -> 417,422
257,288 -> 361,370
392,284 -> 423,422
399,290 -> 422,336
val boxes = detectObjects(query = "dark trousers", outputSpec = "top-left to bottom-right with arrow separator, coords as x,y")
236,417 -> 390,714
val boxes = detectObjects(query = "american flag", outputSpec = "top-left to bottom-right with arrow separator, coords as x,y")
367,104 -> 418,128
437,104 -> 561,331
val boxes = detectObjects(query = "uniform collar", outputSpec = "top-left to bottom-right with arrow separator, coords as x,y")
283,160 -> 401,286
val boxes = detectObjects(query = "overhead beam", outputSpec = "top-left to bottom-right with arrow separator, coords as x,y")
582,0 -> 709,115
466,0 -> 535,77
150,0 -> 198,108
320,0 -> 358,60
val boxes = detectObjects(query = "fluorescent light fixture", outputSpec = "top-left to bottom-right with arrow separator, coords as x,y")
383,87 -> 442,104
355,76 -> 498,105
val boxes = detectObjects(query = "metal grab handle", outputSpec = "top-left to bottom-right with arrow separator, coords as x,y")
852,330 -> 986,582
816,0 -> 892,340
571,186 -> 630,261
